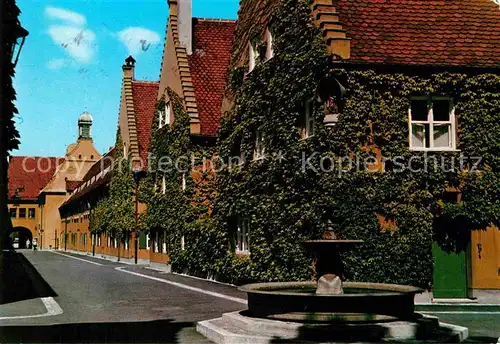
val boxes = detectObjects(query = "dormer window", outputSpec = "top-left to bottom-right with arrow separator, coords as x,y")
253,129 -> 265,160
265,27 -> 274,60
299,101 -> 315,139
248,42 -> 258,73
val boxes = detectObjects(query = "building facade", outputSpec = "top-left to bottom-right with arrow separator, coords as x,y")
7,115 -> 100,249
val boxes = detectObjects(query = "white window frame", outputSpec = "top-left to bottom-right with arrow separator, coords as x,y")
236,218 -> 250,254
161,175 -> 166,195
265,27 -> 274,60
409,96 -> 456,151
248,42 -> 258,73
164,100 -> 171,126
158,108 -> 165,129
300,100 -> 315,139
162,230 -> 167,253
253,129 -> 265,160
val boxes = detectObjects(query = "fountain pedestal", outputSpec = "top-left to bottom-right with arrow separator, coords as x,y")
303,239 -> 363,295
197,237 -> 469,343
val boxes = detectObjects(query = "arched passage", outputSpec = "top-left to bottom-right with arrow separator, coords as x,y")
8,227 -> 33,249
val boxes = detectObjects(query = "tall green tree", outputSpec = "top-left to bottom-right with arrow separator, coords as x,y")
1,0 -> 23,252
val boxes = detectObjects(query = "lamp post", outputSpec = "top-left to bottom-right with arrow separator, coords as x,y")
11,20 -> 28,68
132,167 -> 145,265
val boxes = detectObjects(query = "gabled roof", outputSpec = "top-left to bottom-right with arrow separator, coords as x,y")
188,19 -> 236,136
132,81 -> 159,166
334,0 -> 500,67
61,147 -> 116,208
8,156 -> 60,201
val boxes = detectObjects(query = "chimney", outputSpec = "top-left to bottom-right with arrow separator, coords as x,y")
122,55 -> 136,79
170,0 -> 192,55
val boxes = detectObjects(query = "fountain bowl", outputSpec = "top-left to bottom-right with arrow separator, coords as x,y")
239,281 -> 423,323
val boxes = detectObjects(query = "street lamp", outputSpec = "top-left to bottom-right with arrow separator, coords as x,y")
11,20 -> 29,68
132,166 -> 145,265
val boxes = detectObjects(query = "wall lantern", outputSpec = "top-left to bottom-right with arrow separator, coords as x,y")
11,20 -> 29,68
315,75 -> 347,127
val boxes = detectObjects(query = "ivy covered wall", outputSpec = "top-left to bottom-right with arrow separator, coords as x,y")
144,0 -> 499,288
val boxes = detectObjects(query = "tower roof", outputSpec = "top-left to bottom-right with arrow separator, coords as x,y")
78,111 -> 93,122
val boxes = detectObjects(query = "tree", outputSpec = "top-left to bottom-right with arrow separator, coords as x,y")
0,0 -> 23,252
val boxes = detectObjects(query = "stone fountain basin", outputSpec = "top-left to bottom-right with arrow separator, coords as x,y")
239,281 -> 424,323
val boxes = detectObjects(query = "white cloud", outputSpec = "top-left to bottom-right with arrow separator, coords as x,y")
45,6 -> 86,26
48,25 -> 96,63
117,27 -> 161,55
47,58 -> 67,70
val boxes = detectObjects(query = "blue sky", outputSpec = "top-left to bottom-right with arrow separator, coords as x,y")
14,0 -> 239,157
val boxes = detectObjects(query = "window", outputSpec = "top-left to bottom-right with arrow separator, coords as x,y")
300,100 -> 315,139
236,218 -> 250,254
28,208 -> 36,218
409,97 -> 456,151
164,101 -> 171,126
253,129 -> 265,160
19,208 -> 26,218
161,175 -> 166,195
248,42 -> 258,73
159,100 -> 171,129
9,208 -> 17,218
265,27 -> 274,60
158,108 -> 165,129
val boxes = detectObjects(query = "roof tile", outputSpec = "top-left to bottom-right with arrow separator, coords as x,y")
188,19 -> 236,136
334,0 -> 500,67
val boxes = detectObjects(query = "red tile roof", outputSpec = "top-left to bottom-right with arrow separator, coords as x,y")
335,0 -> 500,67
65,180 -> 81,193
8,156 -> 60,200
188,19 -> 236,136
132,81 -> 159,169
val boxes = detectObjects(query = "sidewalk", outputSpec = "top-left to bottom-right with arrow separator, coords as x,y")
415,290 -> 500,312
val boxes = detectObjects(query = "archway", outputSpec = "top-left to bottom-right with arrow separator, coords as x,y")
8,227 -> 33,249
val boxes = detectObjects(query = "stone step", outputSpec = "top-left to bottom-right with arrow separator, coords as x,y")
197,318 -> 272,344
197,311 -> 467,344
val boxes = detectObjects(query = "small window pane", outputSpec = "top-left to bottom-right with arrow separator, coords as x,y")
28,209 -> 36,218
433,124 -> 451,148
433,99 -> 451,121
9,208 -> 17,218
411,100 -> 428,121
411,124 -> 426,148
19,208 -> 26,218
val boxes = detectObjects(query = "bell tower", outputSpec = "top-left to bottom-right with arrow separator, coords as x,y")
78,111 -> 93,140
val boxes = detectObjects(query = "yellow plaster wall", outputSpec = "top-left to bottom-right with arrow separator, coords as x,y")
471,226 -> 500,289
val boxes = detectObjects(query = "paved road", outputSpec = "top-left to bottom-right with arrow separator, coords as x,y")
0,250 -> 247,343
1,250 -> 499,343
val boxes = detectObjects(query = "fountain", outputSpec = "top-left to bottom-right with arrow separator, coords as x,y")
197,225 -> 469,343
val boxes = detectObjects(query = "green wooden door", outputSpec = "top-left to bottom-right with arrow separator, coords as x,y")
432,243 -> 468,298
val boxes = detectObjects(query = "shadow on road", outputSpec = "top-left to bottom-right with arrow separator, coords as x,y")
0,319 -> 195,343
0,251 -> 57,305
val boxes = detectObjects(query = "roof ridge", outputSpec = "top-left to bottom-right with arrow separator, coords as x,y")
194,17 -> 237,23
10,156 -> 60,159
133,80 -> 160,85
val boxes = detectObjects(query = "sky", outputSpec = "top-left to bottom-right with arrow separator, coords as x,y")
13,0 -> 240,157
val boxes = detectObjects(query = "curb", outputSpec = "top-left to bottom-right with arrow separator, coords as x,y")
416,303 -> 500,312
